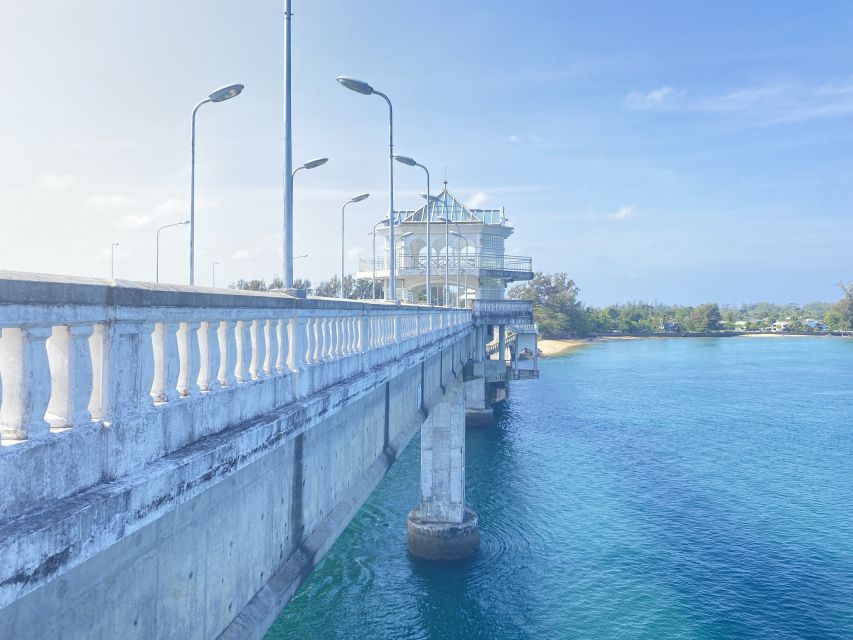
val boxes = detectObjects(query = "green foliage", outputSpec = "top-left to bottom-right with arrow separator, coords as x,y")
509,272 -> 586,337
313,275 -> 379,299
839,282 -> 853,330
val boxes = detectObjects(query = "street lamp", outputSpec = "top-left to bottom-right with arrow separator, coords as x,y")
428,202 -> 451,306
369,217 -> 390,299
340,193 -> 370,299
190,83 -> 244,287
212,261 -> 220,288
293,157 -> 328,176
337,76 -> 397,300
394,155 -> 432,304
156,220 -> 189,283
110,242 -> 119,279
447,228 -> 470,308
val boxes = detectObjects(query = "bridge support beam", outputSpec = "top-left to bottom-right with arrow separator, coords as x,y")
407,376 -> 480,560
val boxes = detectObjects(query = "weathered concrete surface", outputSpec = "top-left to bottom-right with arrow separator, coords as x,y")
0,329 -> 473,640
407,507 -> 480,560
407,377 -> 479,560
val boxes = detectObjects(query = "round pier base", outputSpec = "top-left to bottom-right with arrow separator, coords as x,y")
407,507 -> 480,560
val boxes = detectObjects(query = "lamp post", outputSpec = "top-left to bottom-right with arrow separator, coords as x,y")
292,157 -> 328,178
110,242 -> 119,279
336,76 -> 396,300
430,209 -> 450,306
156,220 -> 189,283
340,193 -> 370,299
370,218 -> 389,299
447,228 -> 470,308
212,261 -> 220,288
190,83 -> 244,287
393,155 -> 431,304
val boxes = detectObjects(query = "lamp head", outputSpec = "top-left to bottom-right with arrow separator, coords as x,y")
420,193 -> 440,202
392,155 -> 417,166
182,220 -> 190,225
208,84 -> 244,102
350,193 -> 370,203
336,76 -> 374,95
303,157 -> 328,170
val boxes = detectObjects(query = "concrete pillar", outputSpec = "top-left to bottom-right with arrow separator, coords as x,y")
498,324 -> 506,363
407,377 -> 480,560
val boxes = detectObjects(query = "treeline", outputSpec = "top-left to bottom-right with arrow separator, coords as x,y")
230,275 -> 382,299
509,273 -> 853,338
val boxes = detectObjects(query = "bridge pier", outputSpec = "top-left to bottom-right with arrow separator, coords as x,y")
407,377 -> 480,560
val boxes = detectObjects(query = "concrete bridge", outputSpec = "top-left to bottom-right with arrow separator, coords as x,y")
0,271 -> 536,639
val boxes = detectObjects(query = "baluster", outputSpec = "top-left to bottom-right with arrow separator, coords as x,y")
279,317 -> 290,372
358,314 -> 368,352
218,320 -> 237,387
235,320 -> 252,382
289,315 -> 306,372
306,316 -> 317,364
322,317 -> 331,360
45,324 -> 94,429
333,316 -> 342,358
265,319 -> 279,375
0,326 -> 53,439
151,322 -> 180,402
198,320 -> 221,392
251,319 -> 266,379
177,322 -> 201,397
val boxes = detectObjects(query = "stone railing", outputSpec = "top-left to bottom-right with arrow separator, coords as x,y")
358,253 -> 533,278
0,271 -> 471,522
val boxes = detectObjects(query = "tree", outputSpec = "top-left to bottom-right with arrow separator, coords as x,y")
686,303 -> 722,332
313,275 -> 379,299
839,282 -> 853,330
509,272 -> 586,337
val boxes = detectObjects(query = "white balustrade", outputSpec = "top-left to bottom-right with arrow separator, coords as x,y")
0,275 -> 472,450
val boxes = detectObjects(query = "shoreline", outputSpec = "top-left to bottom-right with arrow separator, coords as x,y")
537,338 -> 592,357
537,332 -> 843,357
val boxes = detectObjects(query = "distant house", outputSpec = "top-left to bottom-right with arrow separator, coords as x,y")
772,321 -> 790,332
804,318 -> 828,330
661,321 -> 680,332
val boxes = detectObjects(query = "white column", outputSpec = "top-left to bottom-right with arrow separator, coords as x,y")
176,322 -> 201,397
151,322 -> 180,402
250,319 -> 266,379
198,320 -> 221,392
235,320 -> 252,383
218,320 -> 238,387
0,326 -> 53,439
46,324 -> 94,429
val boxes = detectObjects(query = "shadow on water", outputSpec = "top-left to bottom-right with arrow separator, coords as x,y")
405,399 -> 535,640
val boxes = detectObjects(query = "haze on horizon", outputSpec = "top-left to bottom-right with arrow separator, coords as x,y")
1,1 -> 851,307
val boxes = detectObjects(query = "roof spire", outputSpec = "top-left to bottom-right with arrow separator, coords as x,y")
443,166 -> 448,190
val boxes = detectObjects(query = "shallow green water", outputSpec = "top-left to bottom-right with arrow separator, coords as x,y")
267,337 -> 853,639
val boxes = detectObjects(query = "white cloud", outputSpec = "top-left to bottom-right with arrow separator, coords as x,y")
625,85 -> 683,109
507,134 -> 521,143
609,206 -> 636,220
34,173 -> 77,192
232,248 -> 263,261
626,78 -> 853,126
466,191 -> 490,208
117,214 -> 154,230
83,195 -> 136,210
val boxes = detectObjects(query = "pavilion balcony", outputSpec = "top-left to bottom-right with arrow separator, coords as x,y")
357,253 -> 533,281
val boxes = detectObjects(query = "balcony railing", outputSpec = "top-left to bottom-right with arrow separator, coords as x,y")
358,253 -> 533,276
472,299 -> 534,319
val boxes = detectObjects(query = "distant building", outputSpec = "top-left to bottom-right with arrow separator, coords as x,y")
357,184 -> 534,305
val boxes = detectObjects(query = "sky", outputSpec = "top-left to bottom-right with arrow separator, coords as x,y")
1,0 -> 851,306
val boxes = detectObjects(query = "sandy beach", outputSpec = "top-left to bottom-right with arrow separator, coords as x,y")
537,338 -> 591,357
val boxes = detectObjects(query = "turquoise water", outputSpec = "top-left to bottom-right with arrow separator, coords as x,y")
266,337 -> 853,639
